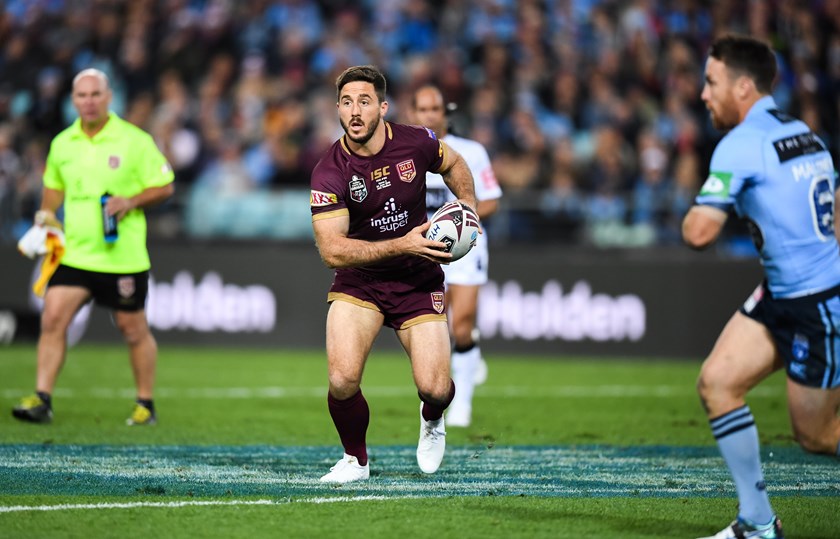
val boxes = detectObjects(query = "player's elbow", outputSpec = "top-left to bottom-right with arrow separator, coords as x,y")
681,209 -> 721,250
681,227 -> 713,250
316,245 -> 349,269
318,250 -> 342,269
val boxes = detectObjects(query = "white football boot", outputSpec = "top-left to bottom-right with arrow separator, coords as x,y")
319,453 -> 370,484
416,403 -> 446,473
697,517 -> 784,539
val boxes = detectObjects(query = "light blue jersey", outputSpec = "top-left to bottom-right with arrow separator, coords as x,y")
696,96 -> 840,298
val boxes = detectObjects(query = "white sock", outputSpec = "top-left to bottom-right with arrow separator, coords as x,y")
451,346 -> 480,409
711,405 -> 774,525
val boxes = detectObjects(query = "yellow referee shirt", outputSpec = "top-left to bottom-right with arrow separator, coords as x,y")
44,112 -> 174,273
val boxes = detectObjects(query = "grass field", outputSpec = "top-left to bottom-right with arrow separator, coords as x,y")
1,343 -> 837,538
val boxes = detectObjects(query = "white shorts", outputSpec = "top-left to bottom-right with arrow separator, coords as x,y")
442,233 -> 489,286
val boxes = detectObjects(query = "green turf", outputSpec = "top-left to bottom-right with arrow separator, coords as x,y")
1,497 -> 838,539
1,343 -> 836,539
0,344 -> 794,446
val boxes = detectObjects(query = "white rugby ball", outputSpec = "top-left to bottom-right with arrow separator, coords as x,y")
426,201 -> 480,262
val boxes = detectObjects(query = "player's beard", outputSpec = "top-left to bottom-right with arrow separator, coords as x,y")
340,114 -> 380,145
708,99 -> 738,131
709,110 -> 734,131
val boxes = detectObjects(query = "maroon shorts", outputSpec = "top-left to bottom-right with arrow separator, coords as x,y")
327,267 -> 447,330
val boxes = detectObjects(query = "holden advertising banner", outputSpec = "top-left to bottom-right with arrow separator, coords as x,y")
0,244 -> 761,358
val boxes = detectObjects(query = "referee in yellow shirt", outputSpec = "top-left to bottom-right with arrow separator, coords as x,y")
12,68 -> 174,425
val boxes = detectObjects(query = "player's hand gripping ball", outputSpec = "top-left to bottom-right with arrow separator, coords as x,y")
425,201 -> 480,262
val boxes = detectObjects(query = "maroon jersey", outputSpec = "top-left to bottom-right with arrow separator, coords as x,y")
311,122 -> 447,278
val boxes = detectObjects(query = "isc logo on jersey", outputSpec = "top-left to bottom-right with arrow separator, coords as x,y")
700,171 -> 732,197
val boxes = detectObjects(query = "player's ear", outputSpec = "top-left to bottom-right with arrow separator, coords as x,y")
380,100 -> 389,116
735,75 -> 755,100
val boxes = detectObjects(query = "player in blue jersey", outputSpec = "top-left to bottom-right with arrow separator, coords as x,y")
310,65 -> 478,483
683,35 -> 840,539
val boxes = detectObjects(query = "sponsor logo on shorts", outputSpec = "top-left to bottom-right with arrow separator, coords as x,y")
792,332 -> 810,361
310,190 -> 338,207
431,291 -> 444,313
349,175 -> 368,203
108,155 -> 121,169
118,276 -> 135,298
396,160 -> 416,183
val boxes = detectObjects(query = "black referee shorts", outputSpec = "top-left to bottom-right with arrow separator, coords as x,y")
48,264 -> 149,312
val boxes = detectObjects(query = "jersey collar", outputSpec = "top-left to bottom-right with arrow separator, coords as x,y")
745,95 -> 777,121
339,121 -> 393,157
68,111 -> 118,141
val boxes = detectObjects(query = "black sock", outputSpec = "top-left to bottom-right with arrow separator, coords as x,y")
137,398 -> 154,414
454,341 -> 476,354
36,391 -> 52,407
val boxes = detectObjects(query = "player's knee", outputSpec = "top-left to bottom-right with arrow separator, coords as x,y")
328,372 -> 362,395
116,319 -> 150,345
40,309 -> 70,336
793,426 -> 837,455
696,368 -> 715,401
696,362 -> 738,414
418,381 -> 454,408
451,323 -> 473,347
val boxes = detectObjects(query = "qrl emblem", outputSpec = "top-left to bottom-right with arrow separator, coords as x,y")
117,276 -> 135,298
396,160 -> 416,183
431,291 -> 445,313
349,175 -> 367,203
108,155 -> 121,169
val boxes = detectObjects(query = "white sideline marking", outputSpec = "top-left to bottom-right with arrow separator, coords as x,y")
305,495 -> 421,504
0,385 -> 782,400
0,496 -> 421,514
0,499 -> 275,513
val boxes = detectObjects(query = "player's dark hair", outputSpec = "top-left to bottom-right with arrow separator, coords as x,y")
336,65 -> 387,103
708,34 -> 777,94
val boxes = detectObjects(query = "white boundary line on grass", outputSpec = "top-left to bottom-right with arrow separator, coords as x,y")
0,499 -> 276,513
0,496 -> 422,514
305,495 -> 422,504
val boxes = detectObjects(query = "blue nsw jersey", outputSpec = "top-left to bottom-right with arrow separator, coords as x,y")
696,96 -> 840,298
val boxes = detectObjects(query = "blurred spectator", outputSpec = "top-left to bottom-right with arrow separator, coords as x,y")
631,129 -> 671,234
0,124 -> 21,243
538,137 -> 585,242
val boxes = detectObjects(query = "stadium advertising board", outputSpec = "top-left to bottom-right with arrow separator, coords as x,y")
0,244 -> 761,358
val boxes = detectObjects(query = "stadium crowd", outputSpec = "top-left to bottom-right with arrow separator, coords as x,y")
0,0 -> 838,246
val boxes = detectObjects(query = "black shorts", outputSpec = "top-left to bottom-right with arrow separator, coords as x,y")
48,264 -> 149,312
740,281 -> 840,389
